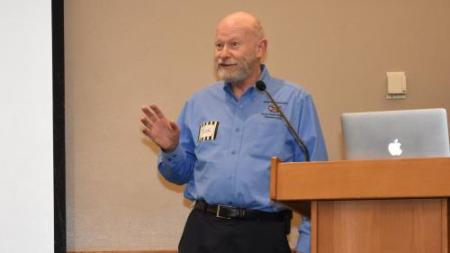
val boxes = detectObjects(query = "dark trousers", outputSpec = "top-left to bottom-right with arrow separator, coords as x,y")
178,209 -> 291,253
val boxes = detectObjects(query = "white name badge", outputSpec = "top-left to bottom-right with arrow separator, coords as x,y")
198,121 -> 219,142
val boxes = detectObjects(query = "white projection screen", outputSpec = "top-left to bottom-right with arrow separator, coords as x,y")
0,1 -> 65,253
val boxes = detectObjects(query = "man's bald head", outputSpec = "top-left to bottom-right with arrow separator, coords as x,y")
214,11 -> 267,87
216,11 -> 265,41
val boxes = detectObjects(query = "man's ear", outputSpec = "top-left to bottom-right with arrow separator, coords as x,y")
256,39 -> 268,58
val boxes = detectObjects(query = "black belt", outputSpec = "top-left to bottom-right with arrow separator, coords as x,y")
194,200 -> 292,221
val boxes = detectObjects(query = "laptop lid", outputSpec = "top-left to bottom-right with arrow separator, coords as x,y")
341,108 -> 450,160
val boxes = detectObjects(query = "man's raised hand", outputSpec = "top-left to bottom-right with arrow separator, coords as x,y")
141,105 -> 180,152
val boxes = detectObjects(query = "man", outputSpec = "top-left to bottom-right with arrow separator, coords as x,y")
141,11 -> 327,253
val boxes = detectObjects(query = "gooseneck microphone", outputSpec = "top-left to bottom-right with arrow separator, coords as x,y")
256,80 -> 311,162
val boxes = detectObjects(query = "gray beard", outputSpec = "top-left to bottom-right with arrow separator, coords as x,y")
216,67 -> 250,83
215,56 -> 256,83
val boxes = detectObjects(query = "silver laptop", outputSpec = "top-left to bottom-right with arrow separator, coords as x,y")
342,108 -> 450,160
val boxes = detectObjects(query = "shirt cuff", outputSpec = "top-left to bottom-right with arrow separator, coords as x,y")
296,218 -> 311,253
158,144 -> 186,167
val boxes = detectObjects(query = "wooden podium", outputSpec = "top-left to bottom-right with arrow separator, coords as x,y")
270,157 -> 450,253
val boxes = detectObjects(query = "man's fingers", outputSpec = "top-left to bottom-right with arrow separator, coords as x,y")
142,128 -> 153,139
150,104 -> 166,119
141,117 -> 152,129
142,105 -> 157,122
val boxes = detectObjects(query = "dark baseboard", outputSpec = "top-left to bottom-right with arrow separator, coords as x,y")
68,251 -> 177,253
68,250 -> 296,253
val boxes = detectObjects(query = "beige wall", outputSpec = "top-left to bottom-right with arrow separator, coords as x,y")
65,0 -> 450,251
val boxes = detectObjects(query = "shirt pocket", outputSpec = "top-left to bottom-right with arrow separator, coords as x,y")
194,123 -> 228,160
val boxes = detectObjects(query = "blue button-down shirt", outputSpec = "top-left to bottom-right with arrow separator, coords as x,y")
158,65 -> 328,253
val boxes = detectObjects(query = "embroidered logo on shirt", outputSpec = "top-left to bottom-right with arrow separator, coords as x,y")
198,121 -> 219,142
262,101 -> 287,119
267,103 -> 280,113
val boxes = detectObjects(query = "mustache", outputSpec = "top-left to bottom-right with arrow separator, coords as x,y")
216,59 -> 239,65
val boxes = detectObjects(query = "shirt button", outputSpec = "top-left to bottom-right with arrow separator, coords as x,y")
231,151 -> 236,155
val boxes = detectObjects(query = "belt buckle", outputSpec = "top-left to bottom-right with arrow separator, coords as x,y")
216,205 -> 232,219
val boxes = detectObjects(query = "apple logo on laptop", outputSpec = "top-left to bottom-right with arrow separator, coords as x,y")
388,139 -> 403,156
